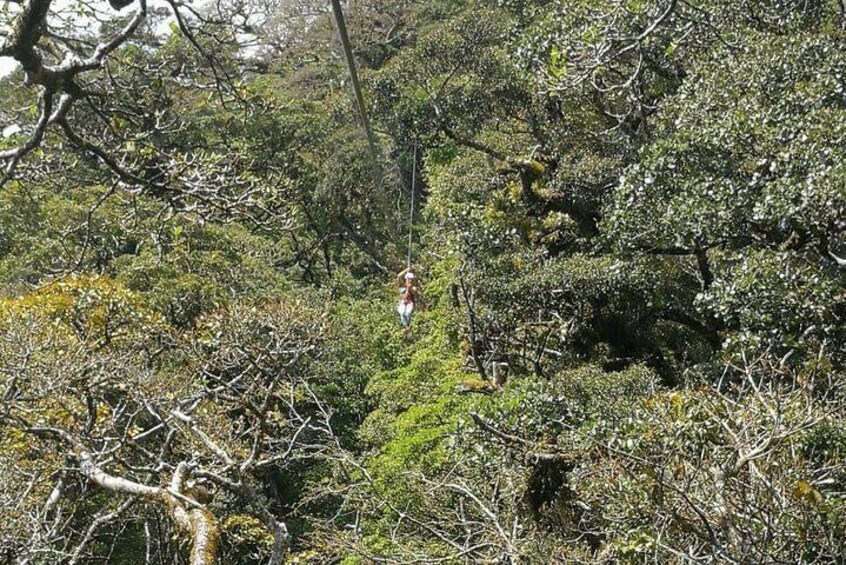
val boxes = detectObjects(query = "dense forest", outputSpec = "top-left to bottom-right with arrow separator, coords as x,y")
1,0 -> 846,563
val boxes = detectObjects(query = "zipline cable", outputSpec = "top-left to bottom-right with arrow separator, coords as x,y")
329,1 -> 419,273
329,0 -> 381,185
407,145 -> 417,268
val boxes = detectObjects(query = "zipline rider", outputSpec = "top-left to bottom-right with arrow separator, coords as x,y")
396,267 -> 419,332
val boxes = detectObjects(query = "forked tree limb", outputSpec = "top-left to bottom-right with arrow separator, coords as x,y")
5,417 -> 220,565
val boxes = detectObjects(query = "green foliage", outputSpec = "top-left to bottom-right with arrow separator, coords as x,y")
3,0 -> 846,562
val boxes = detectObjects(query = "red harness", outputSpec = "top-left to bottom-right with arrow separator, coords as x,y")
400,284 -> 415,304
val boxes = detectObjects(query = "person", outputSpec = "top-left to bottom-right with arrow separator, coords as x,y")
396,267 -> 418,331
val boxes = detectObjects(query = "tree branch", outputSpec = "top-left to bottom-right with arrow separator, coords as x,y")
0,0 -> 148,187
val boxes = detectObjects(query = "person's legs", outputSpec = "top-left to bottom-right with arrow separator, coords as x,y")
398,302 -> 415,327
404,303 -> 414,337
398,303 -> 410,327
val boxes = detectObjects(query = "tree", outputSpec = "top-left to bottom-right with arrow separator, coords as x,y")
0,278 -> 336,563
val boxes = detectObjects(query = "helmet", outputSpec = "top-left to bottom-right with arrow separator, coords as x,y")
404,272 -> 416,281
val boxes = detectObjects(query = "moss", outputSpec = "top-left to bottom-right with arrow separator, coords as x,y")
222,514 -> 274,548
456,376 -> 496,393
190,508 -> 220,565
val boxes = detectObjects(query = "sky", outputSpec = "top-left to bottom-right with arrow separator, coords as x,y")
0,57 -> 17,77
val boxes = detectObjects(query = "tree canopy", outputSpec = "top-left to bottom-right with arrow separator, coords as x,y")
1,0 -> 845,563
